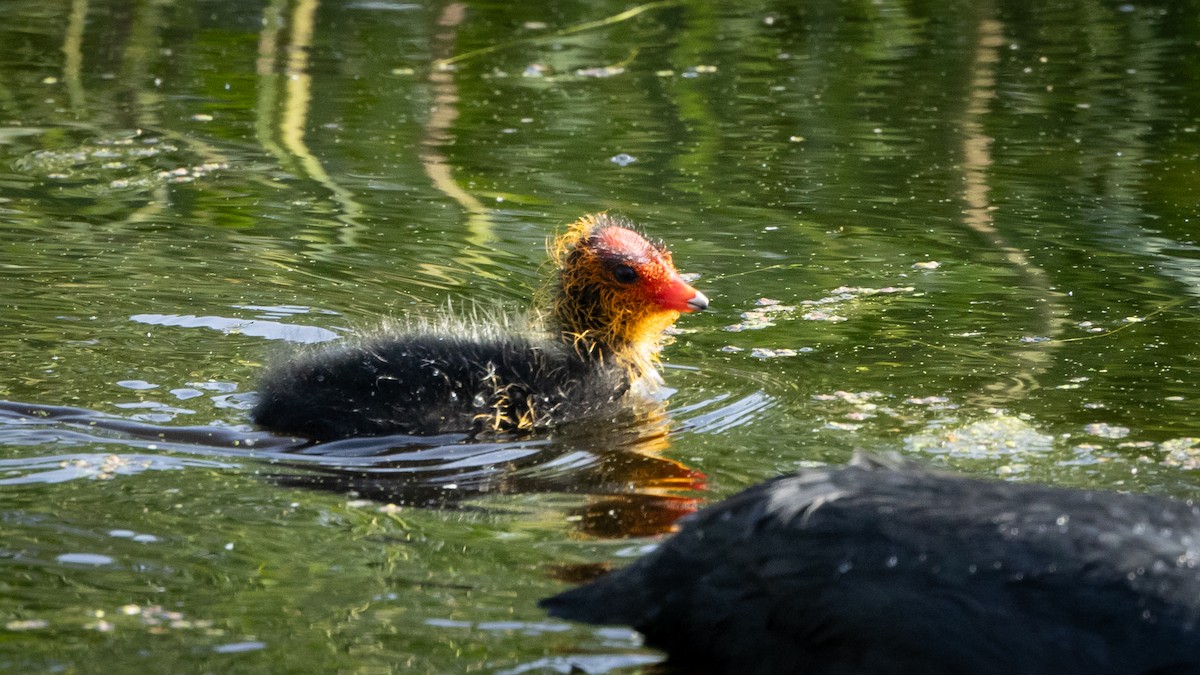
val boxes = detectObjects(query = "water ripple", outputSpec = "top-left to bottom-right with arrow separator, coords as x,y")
673,391 -> 776,435
0,452 -> 234,485
0,399 -> 706,537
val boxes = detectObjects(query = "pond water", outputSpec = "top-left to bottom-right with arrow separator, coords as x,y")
2,0 -> 1200,671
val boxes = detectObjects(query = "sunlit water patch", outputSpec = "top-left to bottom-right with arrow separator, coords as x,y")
0,452 -> 233,485
131,312 -> 341,343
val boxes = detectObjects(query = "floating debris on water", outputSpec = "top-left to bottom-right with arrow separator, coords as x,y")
905,414 -> 1055,467
750,347 -> 809,358
809,391 -> 963,433
1160,438 -> 1200,469
724,298 -> 795,332
801,310 -> 847,322
725,286 -> 914,332
804,286 -> 916,304
1083,423 -> 1130,439
577,65 -> 625,78
681,64 -> 718,78
16,130 -> 228,192
905,396 -> 951,406
725,316 -> 773,332
813,391 -> 885,404
6,619 -> 49,631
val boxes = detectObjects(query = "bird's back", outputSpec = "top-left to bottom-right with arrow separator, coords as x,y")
252,330 -> 627,440
541,456 -> 1200,675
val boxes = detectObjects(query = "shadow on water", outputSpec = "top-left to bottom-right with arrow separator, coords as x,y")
0,398 -> 706,539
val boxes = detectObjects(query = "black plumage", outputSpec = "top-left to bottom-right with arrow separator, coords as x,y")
252,329 -> 628,441
541,454 -> 1200,675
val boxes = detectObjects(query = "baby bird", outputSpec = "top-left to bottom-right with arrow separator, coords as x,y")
252,214 -> 707,440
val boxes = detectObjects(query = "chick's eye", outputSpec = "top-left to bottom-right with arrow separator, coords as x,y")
612,264 -> 639,284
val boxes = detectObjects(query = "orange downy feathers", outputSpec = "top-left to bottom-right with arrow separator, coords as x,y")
549,213 -> 706,384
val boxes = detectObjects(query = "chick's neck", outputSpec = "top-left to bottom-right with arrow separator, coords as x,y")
549,274 -> 673,379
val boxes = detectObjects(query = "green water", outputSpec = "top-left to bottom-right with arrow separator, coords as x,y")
2,0 -> 1200,671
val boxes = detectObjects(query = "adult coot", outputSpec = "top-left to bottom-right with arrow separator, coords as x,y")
252,214 -> 707,440
541,453 -> 1200,675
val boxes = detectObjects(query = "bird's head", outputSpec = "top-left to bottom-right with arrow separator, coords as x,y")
550,213 -> 707,375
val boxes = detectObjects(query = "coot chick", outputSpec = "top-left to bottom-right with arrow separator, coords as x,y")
541,453 -> 1200,675
252,214 -> 707,440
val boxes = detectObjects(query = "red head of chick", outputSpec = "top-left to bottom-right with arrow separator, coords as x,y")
550,213 -> 708,380
252,213 -> 706,440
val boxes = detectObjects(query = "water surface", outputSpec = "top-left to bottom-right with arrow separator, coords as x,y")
2,0 -> 1200,671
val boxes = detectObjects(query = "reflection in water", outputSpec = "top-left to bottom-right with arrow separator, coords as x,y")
255,0 -> 366,245
957,12 -> 1069,405
0,399 -> 705,539
421,1 -> 494,248
62,0 -> 88,111
276,412 -> 705,538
